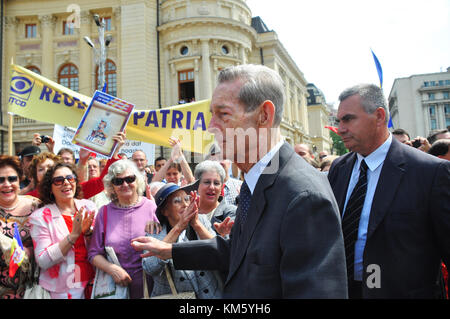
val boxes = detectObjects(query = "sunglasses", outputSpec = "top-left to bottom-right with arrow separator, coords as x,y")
111,175 -> 136,186
0,176 -> 19,184
172,195 -> 191,205
52,174 -> 77,186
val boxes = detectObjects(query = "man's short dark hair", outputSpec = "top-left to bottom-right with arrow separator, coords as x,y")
427,129 -> 449,145
392,128 -> 410,140
428,139 -> 450,157
154,156 -> 166,163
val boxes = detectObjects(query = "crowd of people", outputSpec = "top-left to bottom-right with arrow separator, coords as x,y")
0,64 -> 449,299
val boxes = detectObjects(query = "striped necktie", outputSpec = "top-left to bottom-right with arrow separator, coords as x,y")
342,159 -> 368,282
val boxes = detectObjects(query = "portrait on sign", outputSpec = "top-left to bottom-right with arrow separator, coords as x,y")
72,91 -> 134,157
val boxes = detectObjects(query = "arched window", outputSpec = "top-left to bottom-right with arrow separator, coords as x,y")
58,63 -> 79,92
96,59 -> 117,96
26,65 -> 41,75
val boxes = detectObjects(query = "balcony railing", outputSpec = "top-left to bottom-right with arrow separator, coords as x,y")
13,116 -> 36,125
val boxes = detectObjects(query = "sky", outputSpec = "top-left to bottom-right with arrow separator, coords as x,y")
246,0 -> 450,109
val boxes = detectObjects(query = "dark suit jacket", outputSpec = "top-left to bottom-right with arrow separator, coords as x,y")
328,137 -> 450,298
172,142 -> 348,298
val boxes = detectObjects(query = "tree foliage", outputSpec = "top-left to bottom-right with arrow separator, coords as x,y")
330,131 -> 349,156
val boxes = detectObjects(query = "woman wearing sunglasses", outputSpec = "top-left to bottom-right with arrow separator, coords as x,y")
88,160 -> 158,299
29,162 -> 97,299
0,155 -> 40,298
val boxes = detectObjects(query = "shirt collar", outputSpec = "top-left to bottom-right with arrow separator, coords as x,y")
356,133 -> 392,172
244,139 -> 284,193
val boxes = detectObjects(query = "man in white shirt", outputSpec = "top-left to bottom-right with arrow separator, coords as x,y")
328,83 -> 450,298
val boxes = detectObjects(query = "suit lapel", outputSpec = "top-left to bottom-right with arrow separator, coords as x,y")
225,143 -> 291,285
366,139 -> 406,239
334,153 -> 357,215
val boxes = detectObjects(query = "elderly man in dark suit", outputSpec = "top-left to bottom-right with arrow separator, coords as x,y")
132,64 -> 347,298
328,83 -> 450,299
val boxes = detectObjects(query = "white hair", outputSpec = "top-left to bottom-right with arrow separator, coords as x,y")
103,159 -> 146,202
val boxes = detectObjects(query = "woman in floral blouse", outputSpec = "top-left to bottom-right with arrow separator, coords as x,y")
0,155 -> 40,299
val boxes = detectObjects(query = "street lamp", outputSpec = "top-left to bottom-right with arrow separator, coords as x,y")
84,14 -> 112,93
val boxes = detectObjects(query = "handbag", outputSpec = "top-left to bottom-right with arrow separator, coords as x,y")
150,265 -> 196,299
23,282 -> 51,299
91,206 -> 129,299
23,267 -> 51,299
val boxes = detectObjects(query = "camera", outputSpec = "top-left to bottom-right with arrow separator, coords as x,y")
40,135 -> 50,143
412,139 -> 421,148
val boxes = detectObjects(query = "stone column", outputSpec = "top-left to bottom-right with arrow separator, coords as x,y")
200,38 -> 211,99
39,14 -> 56,80
164,47 -> 172,106
194,58 -> 200,101
293,87 -> 300,124
79,11 -> 92,95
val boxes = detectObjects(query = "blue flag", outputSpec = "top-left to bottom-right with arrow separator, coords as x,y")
371,49 -> 393,128
371,49 -> 383,88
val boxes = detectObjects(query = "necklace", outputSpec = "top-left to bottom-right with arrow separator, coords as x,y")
116,196 -> 141,208
0,200 -> 20,211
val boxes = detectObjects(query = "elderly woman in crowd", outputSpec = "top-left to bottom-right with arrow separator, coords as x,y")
88,159 -> 158,299
193,160 -> 236,237
132,182 -> 222,298
0,155 -> 41,299
29,162 -> 97,299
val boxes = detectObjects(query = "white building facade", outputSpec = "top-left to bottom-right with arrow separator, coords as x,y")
388,68 -> 450,138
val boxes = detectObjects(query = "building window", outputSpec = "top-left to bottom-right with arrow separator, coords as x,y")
429,105 -> 436,116
96,59 -> 117,96
443,92 -> 450,100
104,17 -> 112,31
445,104 -> 450,127
428,93 -> 435,100
178,69 -> 195,103
180,46 -> 189,56
222,45 -> 230,55
58,63 -> 79,92
26,65 -> 41,75
25,24 -> 37,38
446,80 -> 450,86
430,119 -> 437,130
63,21 -> 75,35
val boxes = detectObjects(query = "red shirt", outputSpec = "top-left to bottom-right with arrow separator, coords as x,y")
62,215 -> 95,284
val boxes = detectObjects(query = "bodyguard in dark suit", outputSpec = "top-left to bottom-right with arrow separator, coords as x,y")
132,64 -> 347,298
328,83 -> 450,298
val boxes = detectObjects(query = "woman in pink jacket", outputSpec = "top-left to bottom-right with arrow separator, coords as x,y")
30,162 -> 96,299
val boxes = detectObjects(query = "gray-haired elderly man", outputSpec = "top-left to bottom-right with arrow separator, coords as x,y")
132,64 -> 347,298
328,83 -> 450,299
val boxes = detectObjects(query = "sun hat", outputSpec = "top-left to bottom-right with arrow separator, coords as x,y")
154,180 -> 199,217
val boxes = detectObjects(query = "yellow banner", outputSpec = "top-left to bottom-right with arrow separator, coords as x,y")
8,64 -> 215,154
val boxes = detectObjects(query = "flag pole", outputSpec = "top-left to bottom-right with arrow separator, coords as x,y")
8,58 -> 15,155
8,112 -> 13,156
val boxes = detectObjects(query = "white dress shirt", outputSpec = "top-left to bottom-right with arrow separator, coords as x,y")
244,140 -> 285,194
343,133 -> 392,281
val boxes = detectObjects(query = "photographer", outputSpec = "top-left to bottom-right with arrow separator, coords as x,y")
32,133 -> 55,154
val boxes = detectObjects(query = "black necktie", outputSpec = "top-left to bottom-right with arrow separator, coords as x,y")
342,159 -> 368,282
238,180 -> 252,230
